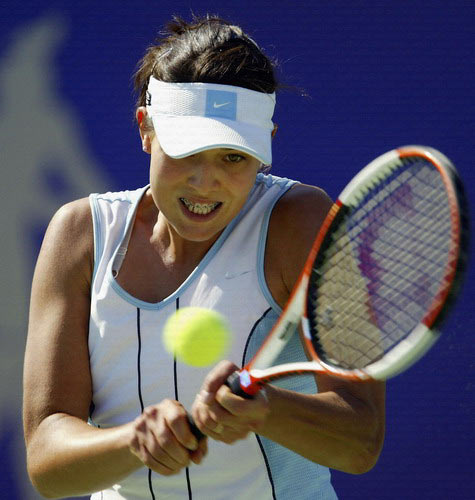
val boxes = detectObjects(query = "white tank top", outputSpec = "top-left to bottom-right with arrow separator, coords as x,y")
88,173 -> 337,500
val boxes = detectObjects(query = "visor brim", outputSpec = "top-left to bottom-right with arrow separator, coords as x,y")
151,115 -> 272,165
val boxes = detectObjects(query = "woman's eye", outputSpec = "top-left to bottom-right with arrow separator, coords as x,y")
226,153 -> 245,163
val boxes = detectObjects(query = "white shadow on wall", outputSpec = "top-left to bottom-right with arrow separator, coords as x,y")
0,13 -> 108,499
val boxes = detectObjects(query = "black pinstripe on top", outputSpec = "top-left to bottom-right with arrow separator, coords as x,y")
136,307 -> 156,500
172,297 -> 194,500
242,307 -> 277,500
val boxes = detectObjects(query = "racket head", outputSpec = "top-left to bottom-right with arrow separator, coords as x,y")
303,145 -> 469,380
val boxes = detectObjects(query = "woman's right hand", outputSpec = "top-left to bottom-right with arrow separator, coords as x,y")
129,399 -> 208,475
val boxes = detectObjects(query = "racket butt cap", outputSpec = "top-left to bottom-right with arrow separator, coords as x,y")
226,371 -> 256,399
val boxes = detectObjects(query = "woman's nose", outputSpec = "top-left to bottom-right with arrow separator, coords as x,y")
187,159 -> 220,192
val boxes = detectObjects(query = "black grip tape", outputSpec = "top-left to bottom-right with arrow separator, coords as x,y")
187,413 -> 205,441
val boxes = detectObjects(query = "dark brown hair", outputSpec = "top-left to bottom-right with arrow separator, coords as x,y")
134,15 -> 278,110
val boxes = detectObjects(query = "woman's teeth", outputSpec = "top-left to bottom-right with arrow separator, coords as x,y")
180,198 -> 221,215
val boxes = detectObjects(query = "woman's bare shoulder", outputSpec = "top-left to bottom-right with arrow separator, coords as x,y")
38,197 -> 94,288
265,183 -> 333,304
273,183 -> 332,230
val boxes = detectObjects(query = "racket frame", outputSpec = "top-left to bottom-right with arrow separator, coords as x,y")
237,146 -> 466,394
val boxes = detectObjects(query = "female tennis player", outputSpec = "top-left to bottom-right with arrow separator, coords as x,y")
23,15 -> 385,499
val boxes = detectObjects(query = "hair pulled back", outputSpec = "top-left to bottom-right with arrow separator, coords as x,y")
134,15 -> 278,110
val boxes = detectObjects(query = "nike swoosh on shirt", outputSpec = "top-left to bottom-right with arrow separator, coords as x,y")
224,270 -> 253,279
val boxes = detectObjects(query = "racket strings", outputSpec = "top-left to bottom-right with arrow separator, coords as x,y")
309,158 -> 454,370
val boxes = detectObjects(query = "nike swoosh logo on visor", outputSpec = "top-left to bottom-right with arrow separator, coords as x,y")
213,102 -> 230,108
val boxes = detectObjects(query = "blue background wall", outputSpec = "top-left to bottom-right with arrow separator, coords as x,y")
0,1 -> 473,498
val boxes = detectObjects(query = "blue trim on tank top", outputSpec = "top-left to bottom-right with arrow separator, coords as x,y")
89,187 -> 141,287
89,194 -> 102,286
256,175 -> 298,314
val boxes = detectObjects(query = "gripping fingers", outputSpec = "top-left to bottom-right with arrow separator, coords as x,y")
193,390 -> 255,443
130,401 -> 203,475
193,390 -> 227,436
198,418 -> 251,444
216,384 -> 269,420
161,404 -> 199,452
130,433 -> 181,476
131,413 -> 189,474
132,440 -> 186,476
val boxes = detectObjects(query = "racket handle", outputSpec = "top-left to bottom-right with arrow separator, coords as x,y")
225,371 -> 255,399
187,413 -> 205,441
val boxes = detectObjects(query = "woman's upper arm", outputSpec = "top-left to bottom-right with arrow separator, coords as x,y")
23,197 -> 94,444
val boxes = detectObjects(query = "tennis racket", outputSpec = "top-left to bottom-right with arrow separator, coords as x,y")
222,145 -> 469,398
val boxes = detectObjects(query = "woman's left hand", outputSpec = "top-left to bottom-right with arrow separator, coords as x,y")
191,360 -> 270,444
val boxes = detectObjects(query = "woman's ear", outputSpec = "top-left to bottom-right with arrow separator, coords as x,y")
271,123 -> 278,139
136,106 -> 153,154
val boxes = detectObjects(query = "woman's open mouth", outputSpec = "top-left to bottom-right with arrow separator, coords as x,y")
180,197 -> 222,216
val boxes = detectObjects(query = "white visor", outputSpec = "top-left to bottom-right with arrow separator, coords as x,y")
146,77 -> 276,165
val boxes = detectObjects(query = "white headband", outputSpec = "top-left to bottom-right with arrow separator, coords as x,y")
146,77 -> 276,165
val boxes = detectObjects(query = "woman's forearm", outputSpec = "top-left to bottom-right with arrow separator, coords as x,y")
259,385 -> 385,474
26,413 -> 141,498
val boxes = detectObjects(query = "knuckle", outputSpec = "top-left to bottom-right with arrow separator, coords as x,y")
165,400 -> 186,418
143,405 -> 158,418
168,410 -> 184,425
157,399 -> 173,412
218,359 -> 234,370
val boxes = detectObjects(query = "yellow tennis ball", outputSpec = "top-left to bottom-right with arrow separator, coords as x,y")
163,307 -> 231,367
